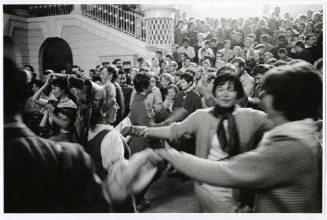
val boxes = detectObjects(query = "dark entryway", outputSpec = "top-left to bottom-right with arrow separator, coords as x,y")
39,37 -> 73,75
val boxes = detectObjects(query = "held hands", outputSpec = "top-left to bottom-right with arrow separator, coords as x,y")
120,126 -> 148,137
154,144 -> 180,166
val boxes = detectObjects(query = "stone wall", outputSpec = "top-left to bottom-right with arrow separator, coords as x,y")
4,13 -> 152,77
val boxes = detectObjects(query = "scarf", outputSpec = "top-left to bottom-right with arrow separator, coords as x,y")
213,104 -> 240,157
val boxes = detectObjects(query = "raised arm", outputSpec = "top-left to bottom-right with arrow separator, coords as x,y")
32,74 -> 52,106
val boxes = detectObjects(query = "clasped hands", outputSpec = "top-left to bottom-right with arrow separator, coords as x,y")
120,125 -> 179,168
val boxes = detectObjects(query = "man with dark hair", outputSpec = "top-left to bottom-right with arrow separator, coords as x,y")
270,34 -> 290,59
292,41 -> 314,64
209,38 -> 224,56
278,48 -> 293,62
297,22 -> 306,36
284,27 -> 294,45
4,53 -> 112,212
175,20 -> 185,46
117,70 -> 133,117
231,57 -> 255,97
172,71 -> 202,167
113,59 -> 123,69
137,57 -> 145,68
165,54 -> 173,63
260,34 -> 274,52
180,56 -> 192,72
187,22 -> 199,46
155,51 -> 163,62
72,65 -> 81,76
231,31 -> 245,48
177,37 -> 196,61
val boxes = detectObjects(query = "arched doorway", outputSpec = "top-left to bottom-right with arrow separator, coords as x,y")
39,37 -> 73,75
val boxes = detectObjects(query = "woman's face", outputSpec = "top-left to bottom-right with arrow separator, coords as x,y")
253,52 -> 261,61
180,79 -> 191,91
214,81 -> 238,107
100,68 -> 112,84
107,98 -> 118,124
160,77 -> 170,88
167,88 -> 177,100
51,85 -> 64,99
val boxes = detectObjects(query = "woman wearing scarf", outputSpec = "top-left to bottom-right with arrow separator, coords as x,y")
32,74 -> 77,142
156,62 -> 322,213
138,73 -> 272,212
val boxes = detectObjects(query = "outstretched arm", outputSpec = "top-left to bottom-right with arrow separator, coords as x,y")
157,139 -> 304,189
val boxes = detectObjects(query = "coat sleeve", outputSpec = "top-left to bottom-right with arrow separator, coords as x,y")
163,138 -> 311,189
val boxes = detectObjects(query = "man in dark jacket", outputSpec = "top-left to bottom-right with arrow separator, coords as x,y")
292,41 -> 314,64
4,39 -> 111,213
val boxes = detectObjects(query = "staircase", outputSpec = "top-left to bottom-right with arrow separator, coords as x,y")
28,4 -> 146,41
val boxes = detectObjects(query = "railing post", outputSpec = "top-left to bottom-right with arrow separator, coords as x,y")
72,4 -> 82,15
141,4 -> 177,53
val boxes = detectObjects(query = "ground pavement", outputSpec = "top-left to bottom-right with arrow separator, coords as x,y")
142,171 -> 201,213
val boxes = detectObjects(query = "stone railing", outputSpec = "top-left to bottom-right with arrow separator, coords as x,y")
29,5 -> 74,17
81,4 -> 146,41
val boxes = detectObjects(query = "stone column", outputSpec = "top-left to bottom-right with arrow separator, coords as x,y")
72,4 -> 82,15
141,4 -> 177,53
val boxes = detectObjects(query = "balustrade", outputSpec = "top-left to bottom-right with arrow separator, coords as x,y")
81,4 -> 146,41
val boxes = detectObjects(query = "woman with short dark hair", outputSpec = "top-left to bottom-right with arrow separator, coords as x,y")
140,73 -> 272,212
32,74 -> 77,142
157,62 -> 322,213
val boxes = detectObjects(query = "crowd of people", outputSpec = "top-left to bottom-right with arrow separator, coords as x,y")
4,6 -> 323,213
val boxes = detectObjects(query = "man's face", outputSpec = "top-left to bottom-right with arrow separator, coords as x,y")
160,62 -> 167,70
180,54 -> 186,61
115,61 -> 123,69
117,74 -> 126,87
298,24 -> 305,32
285,30 -> 292,38
156,52 -> 162,59
183,41 -> 189,48
306,24 -> 313,32
307,37 -> 315,46
244,39 -> 251,48
232,62 -> 243,77
184,59 -> 191,67
253,52 -> 261,61
235,34 -> 242,42
278,37 -> 286,45
278,52 -> 286,58
307,10 -> 313,18
225,41 -> 231,49
100,68 -> 112,84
